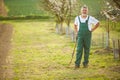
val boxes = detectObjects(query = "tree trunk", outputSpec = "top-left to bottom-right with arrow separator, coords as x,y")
106,32 -> 110,49
59,22 -> 64,34
66,21 -> 71,37
105,19 -> 110,49
66,25 -> 70,37
56,23 -> 59,34
56,22 -> 64,34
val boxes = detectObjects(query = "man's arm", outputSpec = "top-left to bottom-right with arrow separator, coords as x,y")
74,24 -> 78,34
91,22 -> 100,32
74,24 -> 78,40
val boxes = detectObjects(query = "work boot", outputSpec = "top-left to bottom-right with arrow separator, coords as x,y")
74,65 -> 80,70
83,62 -> 88,68
83,64 -> 88,68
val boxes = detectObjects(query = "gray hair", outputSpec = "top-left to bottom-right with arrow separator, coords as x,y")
81,5 -> 88,11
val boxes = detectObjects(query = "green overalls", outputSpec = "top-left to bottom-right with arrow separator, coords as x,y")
75,16 -> 91,67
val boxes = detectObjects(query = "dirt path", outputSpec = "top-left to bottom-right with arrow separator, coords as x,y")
0,0 -> 7,16
0,23 -> 13,79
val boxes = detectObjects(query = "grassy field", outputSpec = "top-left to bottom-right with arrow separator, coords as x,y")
3,20 -> 120,80
4,0 -> 103,17
4,0 -> 48,16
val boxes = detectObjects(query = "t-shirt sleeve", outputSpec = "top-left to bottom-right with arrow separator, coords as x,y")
74,17 -> 78,26
90,16 -> 99,25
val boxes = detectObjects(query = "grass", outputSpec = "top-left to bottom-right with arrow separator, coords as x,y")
4,0 -> 48,16
4,20 -> 120,80
4,0 -> 103,17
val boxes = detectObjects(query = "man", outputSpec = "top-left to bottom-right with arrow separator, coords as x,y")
74,5 -> 99,68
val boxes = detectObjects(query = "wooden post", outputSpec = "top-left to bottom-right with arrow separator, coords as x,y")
113,39 -> 115,59
118,39 -> 120,60
107,19 -> 110,49
102,33 -> 104,48
105,18 -> 110,49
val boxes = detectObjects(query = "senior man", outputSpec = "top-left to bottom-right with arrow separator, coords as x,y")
74,5 -> 99,68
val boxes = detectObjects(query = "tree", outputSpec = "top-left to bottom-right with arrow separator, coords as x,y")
108,0 -> 120,9
101,0 -> 120,49
102,0 -> 120,21
65,0 -> 79,37
40,0 -> 77,34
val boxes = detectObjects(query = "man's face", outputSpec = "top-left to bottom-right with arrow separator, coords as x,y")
81,8 -> 88,16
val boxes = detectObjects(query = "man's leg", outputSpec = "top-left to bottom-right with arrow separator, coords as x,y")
83,33 -> 91,67
75,36 -> 83,67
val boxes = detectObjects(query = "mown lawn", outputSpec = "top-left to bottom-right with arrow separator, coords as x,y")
4,0 -> 47,16
7,20 -> 120,80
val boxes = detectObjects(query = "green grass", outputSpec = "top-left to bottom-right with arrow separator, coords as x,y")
4,0 -> 48,16
100,20 -> 120,35
4,0 -> 103,18
4,20 -> 120,80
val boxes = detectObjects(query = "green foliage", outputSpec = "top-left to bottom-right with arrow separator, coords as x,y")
101,21 -> 120,33
4,0 -> 49,16
4,0 -> 104,18
0,16 -> 52,20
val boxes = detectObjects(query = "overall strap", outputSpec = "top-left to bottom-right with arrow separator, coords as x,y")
78,16 -> 81,24
86,16 -> 89,23
78,16 -> 89,23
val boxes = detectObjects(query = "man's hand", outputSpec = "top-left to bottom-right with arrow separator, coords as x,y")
91,22 -> 99,32
74,24 -> 78,41
75,33 -> 78,41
